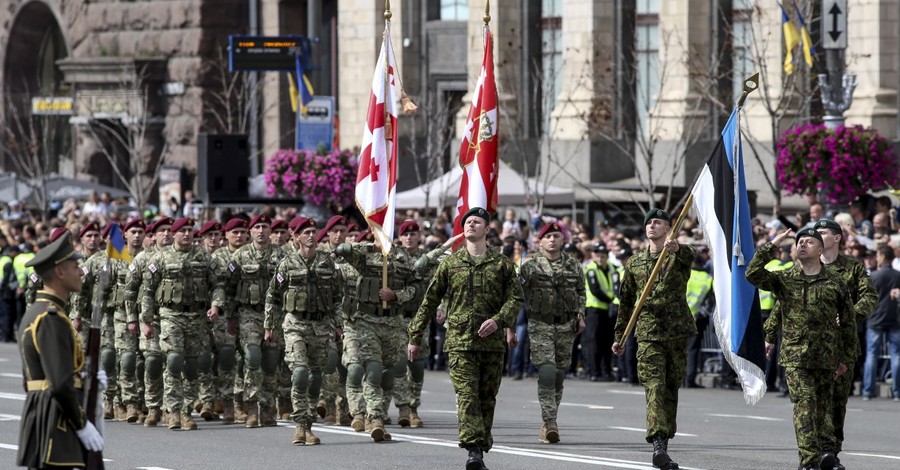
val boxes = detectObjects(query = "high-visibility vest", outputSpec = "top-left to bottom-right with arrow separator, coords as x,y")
758,259 -> 793,310
584,261 -> 615,309
0,256 -> 13,289
686,269 -> 713,315
13,252 -> 35,288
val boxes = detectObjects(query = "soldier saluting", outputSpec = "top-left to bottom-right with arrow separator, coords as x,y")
17,232 -> 104,468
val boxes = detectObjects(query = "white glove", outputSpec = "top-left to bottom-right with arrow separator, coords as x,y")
96,369 -> 108,391
76,421 -> 104,452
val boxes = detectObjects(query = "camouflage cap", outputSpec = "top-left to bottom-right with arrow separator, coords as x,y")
795,227 -> 824,246
460,207 -> 491,227
813,218 -> 842,234
643,208 -> 671,226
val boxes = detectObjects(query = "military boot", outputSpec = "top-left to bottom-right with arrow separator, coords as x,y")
369,417 -> 386,442
181,411 -> 198,430
200,402 -> 216,421
126,404 -> 140,423
652,434 -> 675,469
398,405 -> 411,427
323,401 -> 336,425
351,414 -> 366,432
820,451 -> 837,470
278,398 -> 292,421
194,400 -> 203,413
466,446 -> 488,470
260,403 -> 277,426
546,420 -> 560,443
539,423 -> 550,443
833,454 -> 846,470
409,407 -> 423,427
245,401 -> 259,428
222,401 -> 235,424
338,400 -> 352,426
214,399 -> 224,414
144,407 -> 162,427
316,399 -> 327,419
167,411 -> 182,430
305,420 -> 321,445
292,423 -> 307,445
104,400 -> 114,420
114,403 -> 127,421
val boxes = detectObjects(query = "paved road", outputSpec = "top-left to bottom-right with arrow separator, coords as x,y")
0,342 -> 897,469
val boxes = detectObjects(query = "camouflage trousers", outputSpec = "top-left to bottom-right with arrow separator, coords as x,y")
193,321 -> 216,406
449,350 -> 505,452
99,309 -> 118,407
237,308 -> 277,405
113,310 -> 140,406
529,320 -> 575,423
785,367 -> 835,467
159,312 -> 205,413
823,366 -> 853,454
342,314 -> 404,420
637,338 -> 688,442
319,338 -> 348,415
282,315 -> 331,424
139,322 -> 163,410
392,320 -> 431,410
211,319 -> 239,402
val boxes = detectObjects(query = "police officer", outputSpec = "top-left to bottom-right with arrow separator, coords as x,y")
684,253 -> 714,389
0,244 -> 21,342
748,228 -> 856,470
408,207 -> 524,470
264,216 -> 342,445
213,218 -> 249,424
114,219 -> 146,423
612,209 -> 697,470
142,217 -> 224,430
517,222 -> 585,443
583,243 -> 617,382
17,232 -> 104,468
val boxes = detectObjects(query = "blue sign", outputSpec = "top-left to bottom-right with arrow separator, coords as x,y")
296,96 -> 335,152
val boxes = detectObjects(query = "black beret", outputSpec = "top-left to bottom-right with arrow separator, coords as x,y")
460,207 -> 491,227
795,228 -> 824,246
813,219 -> 842,233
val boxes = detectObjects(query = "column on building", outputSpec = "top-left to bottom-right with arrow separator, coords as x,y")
845,0 -> 898,139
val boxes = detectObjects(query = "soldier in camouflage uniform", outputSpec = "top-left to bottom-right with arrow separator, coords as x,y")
113,219 -> 146,423
408,207 -> 523,470
612,209 -> 697,470
270,218 -> 295,419
195,220 -> 224,421
813,219 -> 876,470
748,228 -> 856,470
212,218 -> 249,423
335,225 -> 418,442
270,219 -> 290,247
142,217 -> 225,430
225,214 -> 285,428
69,222 -> 103,351
264,217 -> 342,445
518,222 -> 586,444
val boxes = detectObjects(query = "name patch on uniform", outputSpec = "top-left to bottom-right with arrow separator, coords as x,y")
148,263 -> 158,273
276,273 -> 284,284
228,261 -> 237,273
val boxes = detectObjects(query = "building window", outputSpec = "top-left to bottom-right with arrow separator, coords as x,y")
635,0 -> 659,132
440,0 -> 468,21
732,1 -> 753,101
540,0 -> 562,134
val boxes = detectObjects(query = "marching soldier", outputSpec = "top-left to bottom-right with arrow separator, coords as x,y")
264,216 -> 342,445
195,220 -> 225,420
114,219 -> 146,423
142,217 -> 225,431
225,214 -> 284,428
270,219 -> 290,247
17,232 -> 104,468
408,207 -> 523,470
70,222 -> 103,349
747,228 -> 855,470
612,209 -> 697,470
517,222 -> 586,443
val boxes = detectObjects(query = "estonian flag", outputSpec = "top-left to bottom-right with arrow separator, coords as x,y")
690,106 -> 767,405
105,223 -> 132,263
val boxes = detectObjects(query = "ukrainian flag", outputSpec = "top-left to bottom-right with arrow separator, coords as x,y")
106,223 -> 131,263
288,54 -> 315,114
794,2 -> 815,68
780,4 -> 800,75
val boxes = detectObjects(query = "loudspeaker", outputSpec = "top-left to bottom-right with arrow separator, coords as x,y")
197,133 -> 250,202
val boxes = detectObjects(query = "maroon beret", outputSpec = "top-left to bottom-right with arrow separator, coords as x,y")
355,229 -> 373,243
347,223 -> 359,233
398,219 -> 420,236
199,220 -> 223,236
123,219 -> 146,232
315,228 -> 328,244
248,214 -> 272,229
271,219 -> 288,231
223,218 -> 248,232
171,217 -> 195,233
193,230 -> 200,238
49,227 -> 69,242
79,222 -> 101,238
101,224 -> 114,239
149,217 -> 175,234
289,216 -> 316,233
537,222 -> 563,239
323,215 -> 348,233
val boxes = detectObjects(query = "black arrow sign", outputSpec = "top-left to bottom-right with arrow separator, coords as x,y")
828,3 -> 843,42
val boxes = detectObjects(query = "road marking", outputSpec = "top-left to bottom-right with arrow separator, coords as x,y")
419,409 -> 458,414
707,413 -> 782,422
531,400 -> 614,410
0,372 -> 22,379
844,452 -> 900,461
608,426 -> 698,438
606,389 -> 645,396
135,467 -> 175,470
0,413 -> 21,421
0,443 -> 17,450
0,392 -> 25,401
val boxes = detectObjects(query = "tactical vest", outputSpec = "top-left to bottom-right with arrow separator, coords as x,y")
584,261 -> 614,309
759,259 -> 793,310
686,269 -> 713,315
282,255 -> 336,319
355,249 -> 409,315
157,249 -> 210,308
235,247 -> 279,308
526,255 -> 581,323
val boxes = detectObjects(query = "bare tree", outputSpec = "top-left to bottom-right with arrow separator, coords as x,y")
404,93 -> 458,214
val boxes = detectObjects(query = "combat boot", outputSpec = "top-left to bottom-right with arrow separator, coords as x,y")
364,417 -> 373,433
214,399 -> 224,414
245,401 -> 259,428
167,411 -> 182,430
369,417 -> 386,442
323,401 -> 336,425
466,446 -> 488,470
409,407 -> 423,427
200,402 -> 216,421
316,399 -> 327,419
233,401 -> 248,423
833,454 -> 846,470
652,434 -> 677,469
546,420 -> 560,443
114,403 -> 127,421
278,398 -> 292,421
338,400 -> 352,426
126,404 -> 140,423
292,423 -> 307,445
820,451 -> 837,470
351,414 -> 366,432
144,407 -> 162,427
260,403 -> 277,426
305,420 -> 321,445
222,401 -> 235,424
181,411 -> 197,430
398,405 -> 411,427
194,400 -> 203,413
104,400 -> 114,420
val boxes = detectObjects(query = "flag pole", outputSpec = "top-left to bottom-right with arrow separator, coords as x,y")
619,73 -> 759,342
381,0 -> 392,309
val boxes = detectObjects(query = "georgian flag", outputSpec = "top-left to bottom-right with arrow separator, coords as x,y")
453,28 -> 499,236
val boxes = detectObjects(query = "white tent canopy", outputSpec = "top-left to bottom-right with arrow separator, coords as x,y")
394,163 -> 575,210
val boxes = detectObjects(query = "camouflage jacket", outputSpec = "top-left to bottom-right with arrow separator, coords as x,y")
124,246 -> 157,324
519,252 -> 586,323
141,246 -> 225,322
264,250 -> 343,330
68,252 -> 97,323
749,243 -> 856,369
614,244 -> 697,343
225,243 -> 284,319
320,243 -> 358,326
409,247 -> 523,352
71,251 -> 119,323
212,246 -> 242,316
337,243 -> 417,318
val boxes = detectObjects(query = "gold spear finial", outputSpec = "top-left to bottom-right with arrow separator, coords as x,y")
483,0 -> 491,24
385,0 -> 392,21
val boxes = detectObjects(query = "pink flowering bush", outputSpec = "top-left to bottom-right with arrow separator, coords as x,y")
264,149 -> 358,207
776,123 -> 897,204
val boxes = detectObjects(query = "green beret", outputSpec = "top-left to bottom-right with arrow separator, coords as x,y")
460,207 -> 491,228
795,227 -> 824,246
25,232 -> 83,274
813,219 -> 842,234
643,208 -> 671,226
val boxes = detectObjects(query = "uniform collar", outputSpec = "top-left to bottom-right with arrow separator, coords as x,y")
35,290 -> 67,310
